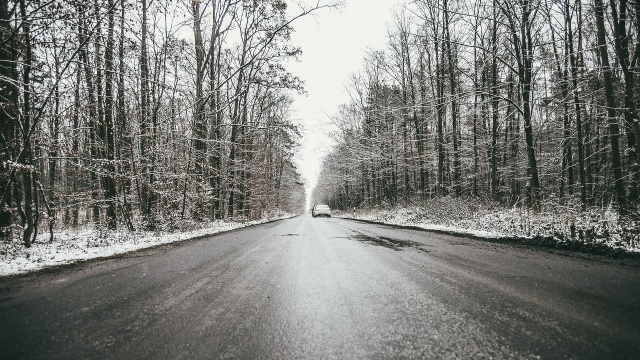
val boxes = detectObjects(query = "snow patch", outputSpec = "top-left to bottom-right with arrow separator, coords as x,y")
337,198 -> 640,254
0,214 -> 295,277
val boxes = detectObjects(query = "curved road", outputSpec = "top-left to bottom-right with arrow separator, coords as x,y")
1,215 -> 639,359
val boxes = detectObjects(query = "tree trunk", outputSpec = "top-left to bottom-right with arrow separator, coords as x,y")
79,4 -> 101,225
444,0 -> 461,196
209,5 -> 222,220
548,11 -> 573,199
502,0 -> 541,207
192,0 -> 207,185
594,0 -> 627,211
609,0 -> 640,206
117,0 -> 133,231
19,0 -> 34,247
104,0 -> 117,229
565,0 -> 586,208
0,0 -> 17,238
490,9 -> 500,199
435,40 -> 446,197
139,0 -> 152,225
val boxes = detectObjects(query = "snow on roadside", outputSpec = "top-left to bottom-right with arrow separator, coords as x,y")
335,199 -> 640,253
0,214 -> 295,277
339,208 -> 503,239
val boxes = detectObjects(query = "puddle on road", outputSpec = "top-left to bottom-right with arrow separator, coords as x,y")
351,234 -> 430,253
448,241 -> 471,246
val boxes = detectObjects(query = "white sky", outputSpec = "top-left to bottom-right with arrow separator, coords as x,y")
286,0 -> 400,204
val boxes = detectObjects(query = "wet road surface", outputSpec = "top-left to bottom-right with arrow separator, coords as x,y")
1,215 -> 639,359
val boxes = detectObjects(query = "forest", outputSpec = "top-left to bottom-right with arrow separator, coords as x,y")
4,0 -> 640,252
313,0 -> 640,240
0,0 -> 330,247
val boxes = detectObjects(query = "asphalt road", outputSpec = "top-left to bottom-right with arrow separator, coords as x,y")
1,215 -> 640,359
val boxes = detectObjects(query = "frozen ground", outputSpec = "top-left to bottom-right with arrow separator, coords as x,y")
335,197 -> 640,255
0,214 -> 295,277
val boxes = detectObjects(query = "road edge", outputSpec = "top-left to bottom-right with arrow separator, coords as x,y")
0,215 -> 298,280
339,217 -> 640,264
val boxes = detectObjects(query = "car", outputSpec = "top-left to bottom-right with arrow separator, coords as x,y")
312,204 -> 331,217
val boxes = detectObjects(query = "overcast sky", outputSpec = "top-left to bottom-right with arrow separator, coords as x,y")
286,0 -> 400,202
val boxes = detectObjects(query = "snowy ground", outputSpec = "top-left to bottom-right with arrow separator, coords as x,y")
0,214 -> 296,277
335,197 -> 640,254
3,201 -> 637,277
